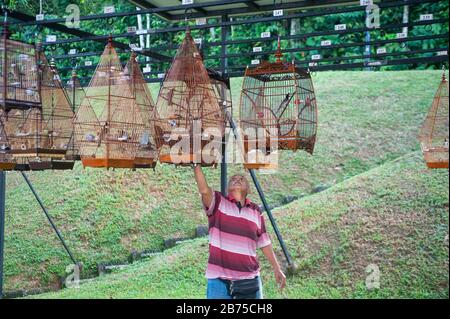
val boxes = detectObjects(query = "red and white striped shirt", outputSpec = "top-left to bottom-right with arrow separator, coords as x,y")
204,191 -> 271,280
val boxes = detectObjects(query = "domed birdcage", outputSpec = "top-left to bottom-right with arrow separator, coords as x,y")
155,29 -> 225,167
74,37 -> 151,169
1,23 -> 75,170
239,38 -> 318,169
123,52 -> 159,169
419,70 -> 449,169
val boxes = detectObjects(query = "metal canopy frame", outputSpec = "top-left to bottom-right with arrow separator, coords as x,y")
1,0 -> 448,84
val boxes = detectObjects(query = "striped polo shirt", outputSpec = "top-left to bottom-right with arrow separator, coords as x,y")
204,191 -> 271,280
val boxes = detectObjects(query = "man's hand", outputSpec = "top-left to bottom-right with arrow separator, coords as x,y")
274,267 -> 286,290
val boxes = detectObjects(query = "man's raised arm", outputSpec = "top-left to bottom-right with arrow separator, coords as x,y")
193,165 -> 214,209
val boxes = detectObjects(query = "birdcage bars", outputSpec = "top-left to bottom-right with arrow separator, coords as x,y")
74,37 -> 147,169
124,52 -> 159,169
239,39 -> 317,169
419,70 -> 449,169
156,29 -> 225,166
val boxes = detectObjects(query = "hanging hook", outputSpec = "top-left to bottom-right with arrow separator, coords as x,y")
184,8 -> 193,30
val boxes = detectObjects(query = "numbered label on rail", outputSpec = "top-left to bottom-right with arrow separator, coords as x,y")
321,40 -> 332,46
261,31 -> 271,38
196,18 -> 207,26
309,62 -> 318,67
136,29 -> 148,35
143,66 -> 151,74
334,24 -> 346,31
46,35 -> 57,42
420,14 -> 433,21
194,38 -> 202,45
68,49 -> 77,55
157,73 -> 166,79
396,32 -> 407,39
311,54 -> 321,60
360,0 -> 373,5
273,10 -> 284,17
127,26 -> 137,33
182,0 -> 194,5
251,59 -> 260,65
376,47 -> 387,54
85,61 -> 93,66
253,47 -> 262,53
104,6 -> 115,14
437,51 -> 448,56
36,14 -> 44,21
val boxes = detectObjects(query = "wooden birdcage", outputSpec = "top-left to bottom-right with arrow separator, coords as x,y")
74,37 -> 148,169
124,52 -> 159,168
419,71 -> 449,169
156,29 -> 225,166
1,25 -> 74,170
239,38 -> 318,169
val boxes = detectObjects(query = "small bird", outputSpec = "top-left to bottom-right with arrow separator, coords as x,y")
168,119 -> 177,127
140,132 -> 150,146
276,93 -> 293,117
118,132 -> 129,141
85,133 -> 96,142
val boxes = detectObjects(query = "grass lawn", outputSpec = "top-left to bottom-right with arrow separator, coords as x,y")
31,152 -> 449,299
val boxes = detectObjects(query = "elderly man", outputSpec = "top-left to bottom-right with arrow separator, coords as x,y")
193,165 -> 286,299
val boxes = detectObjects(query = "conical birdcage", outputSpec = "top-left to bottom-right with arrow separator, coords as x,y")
239,38 -> 318,169
156,29 -> 225,166
74,38 -> 148,169
123,52 -> 159,168
419,71 -> 449,169
1,25 -> 75,170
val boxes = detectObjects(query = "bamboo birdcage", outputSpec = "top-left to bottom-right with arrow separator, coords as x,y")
239,38 -> 318,169
156,29 -> 225,166
419,71 -> 449,169
123,52 -> 159,168
74,37 -> 150,169
1,25 -> 75,170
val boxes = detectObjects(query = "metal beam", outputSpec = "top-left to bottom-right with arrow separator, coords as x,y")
128,0 -> 174,20
1,9 -> 171,62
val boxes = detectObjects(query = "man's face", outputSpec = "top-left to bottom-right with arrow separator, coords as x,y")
228,175 -> 249,197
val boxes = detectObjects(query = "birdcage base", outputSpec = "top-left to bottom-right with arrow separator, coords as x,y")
10,148 -> 67,159
30,160 -> 74,170
81,157 -> 136,169
159,153 -> 218,167
134,157 -> 157,169
0,162 -> 16,171
425,161 -> 449,169
243,162 -> 278,170
423,149 -> 449,169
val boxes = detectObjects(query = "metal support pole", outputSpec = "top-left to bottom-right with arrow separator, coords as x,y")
220,14 -> 229,195
226,113 -> 294,267
0,171 -> 6,299
21,172 -> 77,266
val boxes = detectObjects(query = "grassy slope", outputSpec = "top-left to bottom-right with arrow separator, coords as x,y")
33,152 -> 449,299
3,70 -> 446,290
